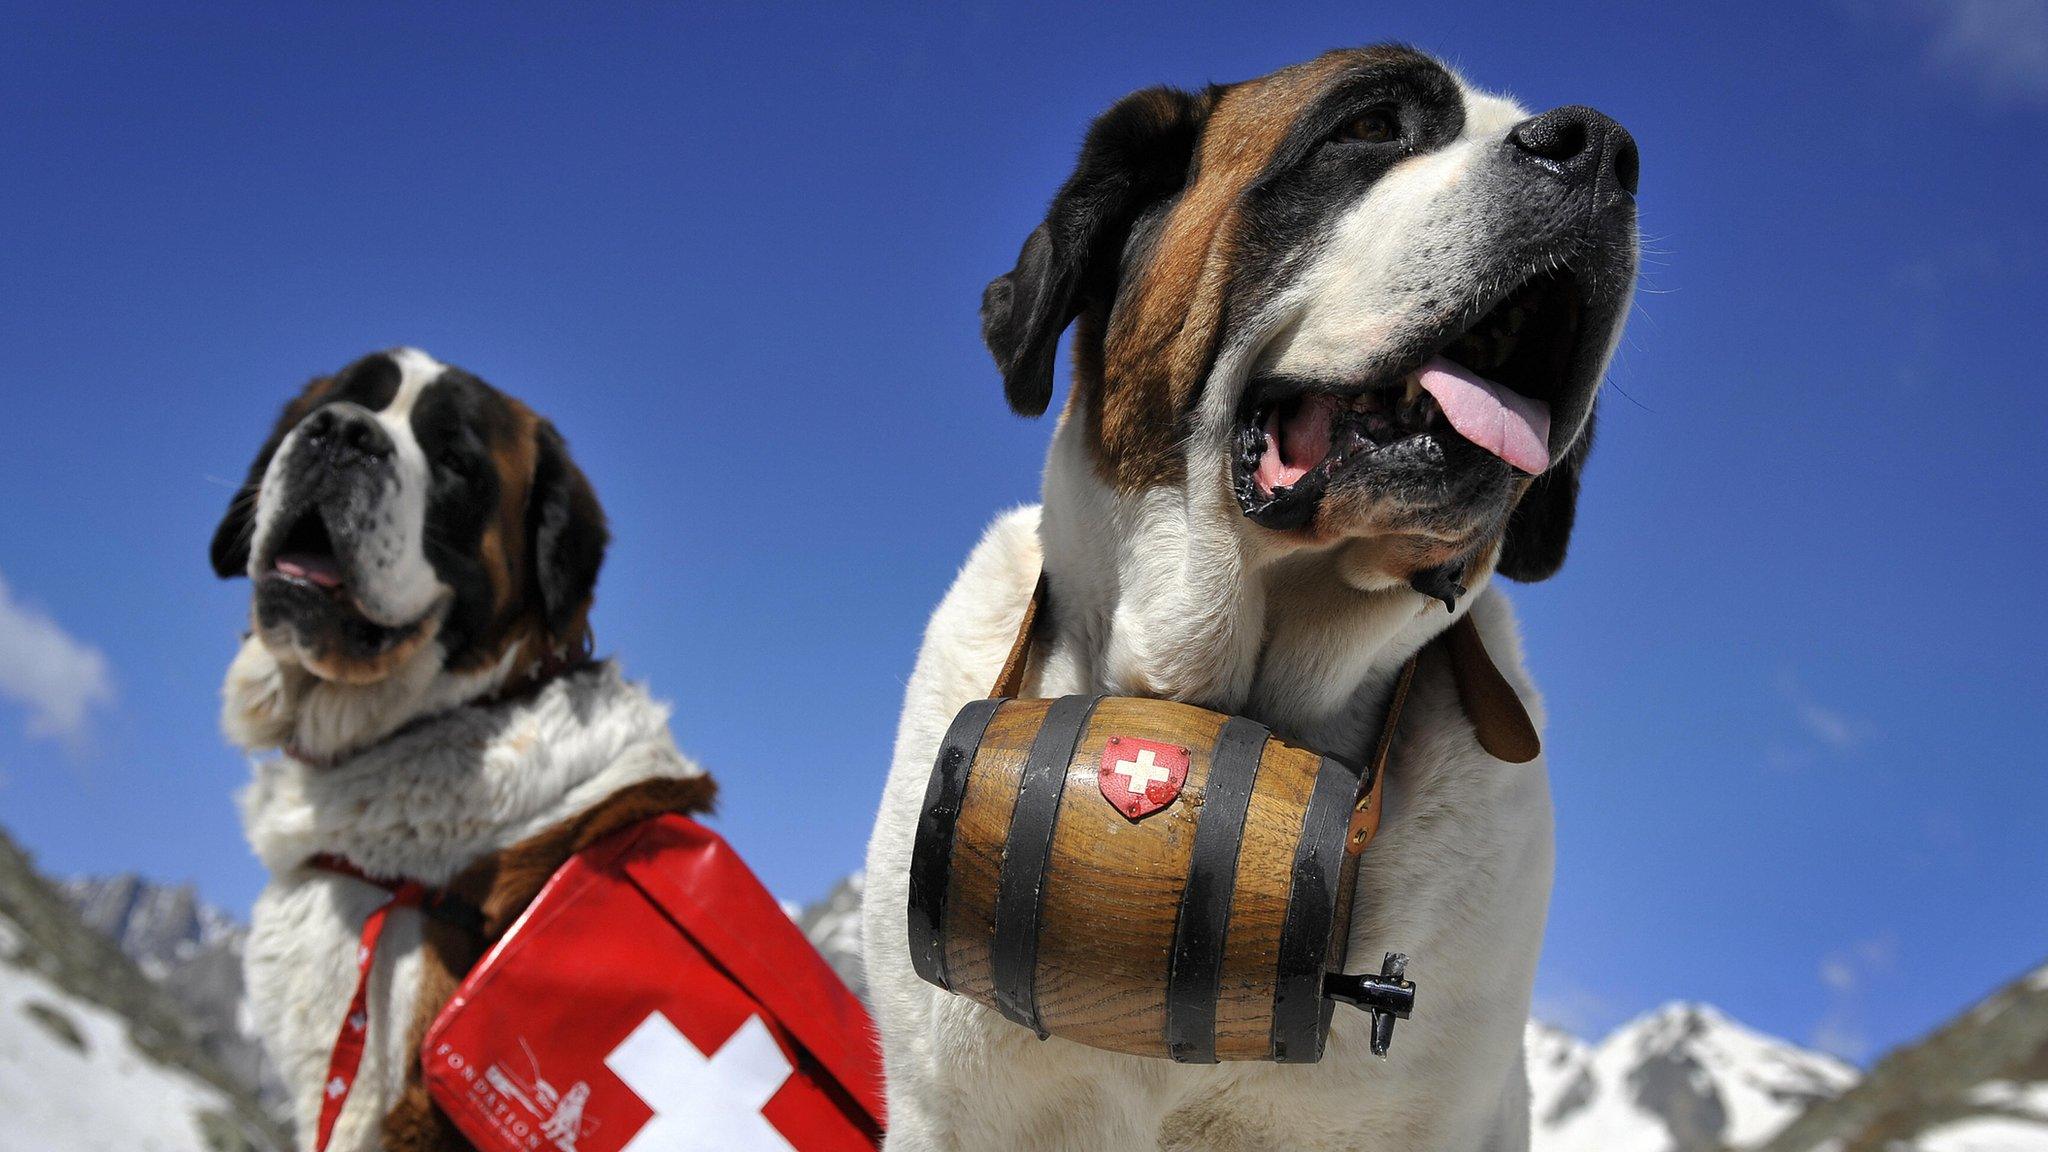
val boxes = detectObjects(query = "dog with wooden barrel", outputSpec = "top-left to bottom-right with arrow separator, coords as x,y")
866,41 -> 1639,1152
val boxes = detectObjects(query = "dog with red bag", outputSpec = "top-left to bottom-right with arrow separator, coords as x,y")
210,348 -> 883,1152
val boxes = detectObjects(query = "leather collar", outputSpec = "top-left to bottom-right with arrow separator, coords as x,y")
993,570 -> 1539,765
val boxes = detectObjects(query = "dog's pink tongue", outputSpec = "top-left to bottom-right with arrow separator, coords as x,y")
1417,356 -> 1552,475
275,553 -> 343,588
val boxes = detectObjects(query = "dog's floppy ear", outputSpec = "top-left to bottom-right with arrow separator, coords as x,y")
1497,413 -> 1594,582
982,86 -> 1211,417
209,475 -> 263,579
527,419 -> 609,645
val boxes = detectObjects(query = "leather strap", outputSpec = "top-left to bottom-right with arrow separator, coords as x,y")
985,571 -> 1540,858
990,572 -> 1047,699
1348,653 -> 1418,855
1441,614 -> 1541,764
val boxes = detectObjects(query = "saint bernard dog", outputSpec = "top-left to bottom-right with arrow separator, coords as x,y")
864,46 -> 1639,1152
211,348 -> 713,1151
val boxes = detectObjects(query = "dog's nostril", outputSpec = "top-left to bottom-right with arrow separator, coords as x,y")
1509,105 -> 1638,198
1510,115 -> 1587,165
339,418 -> 389,460
1611,134 -> 1640,197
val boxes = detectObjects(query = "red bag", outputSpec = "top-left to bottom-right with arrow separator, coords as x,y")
421,815 -> 885,1152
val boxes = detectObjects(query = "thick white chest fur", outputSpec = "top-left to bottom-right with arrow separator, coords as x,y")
864,508 -> 1555,1152
238,663 -> 703,1152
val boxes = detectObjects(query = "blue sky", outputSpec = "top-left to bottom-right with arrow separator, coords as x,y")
2,1 -> 2043,1063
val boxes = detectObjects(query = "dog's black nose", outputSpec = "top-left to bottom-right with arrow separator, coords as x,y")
301,405 -> 393,466
1508,105 -> 1639,198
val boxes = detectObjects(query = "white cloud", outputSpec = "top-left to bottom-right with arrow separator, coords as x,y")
0,570 -> 115,743
1533,979 -> 1620,1038
1812,934 -> 1899,1061
1797,700 -> 1859,751
1820,957 -> 1858,994
1810,1016 -> 1870,1063
1912,0 -> 2048,105
1776,673 -> 1869,754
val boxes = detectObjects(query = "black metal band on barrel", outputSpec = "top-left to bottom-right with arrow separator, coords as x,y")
991,693 -> 1101,1037
908,696 -> 1003,991
1271,754 -> 1364,1062
1165,715 -> 1268,1063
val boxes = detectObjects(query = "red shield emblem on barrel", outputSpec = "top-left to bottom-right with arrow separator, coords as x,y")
1098,736 -> 1189,820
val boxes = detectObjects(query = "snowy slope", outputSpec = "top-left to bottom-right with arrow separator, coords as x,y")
1531,1004 -> 1858,1152
1913,1079 -> 2048,1151
0,916 -> 244,1152
0,830 -> 284,1152
60,872 -> 280,1110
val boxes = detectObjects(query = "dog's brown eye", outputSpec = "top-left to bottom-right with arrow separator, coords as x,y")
1336,108 -> 1400,144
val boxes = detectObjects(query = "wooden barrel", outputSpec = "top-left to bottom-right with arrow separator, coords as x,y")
907,693 -> 1376,1063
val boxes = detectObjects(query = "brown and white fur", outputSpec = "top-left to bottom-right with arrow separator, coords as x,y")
864,47 -> 1639,1152
211,349 -> 711,1150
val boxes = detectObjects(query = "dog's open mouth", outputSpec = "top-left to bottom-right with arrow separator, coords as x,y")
1234,269 -> 1584,529
261,508 -> 426,651
270,508 -> 347,593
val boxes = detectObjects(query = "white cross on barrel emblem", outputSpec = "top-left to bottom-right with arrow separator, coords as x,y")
1097,736 -> 1189,820
1113,748 -> 1172,795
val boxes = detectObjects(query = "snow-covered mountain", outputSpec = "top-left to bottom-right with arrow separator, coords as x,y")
1754,963 -> 2048,1152
1529,1005 -> 1858,1152
0,829 -> 284,1152
59,870 -> 281,1108
62,873 -> 243,980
